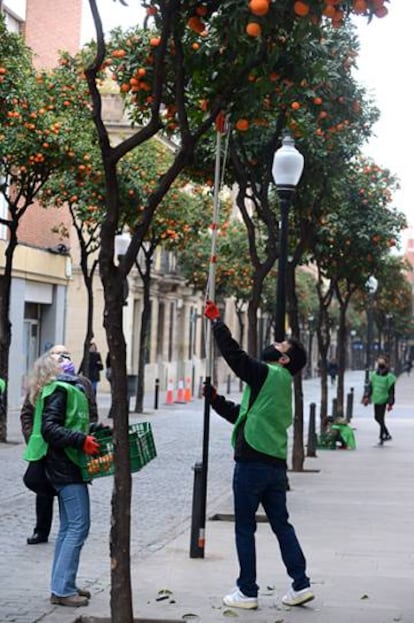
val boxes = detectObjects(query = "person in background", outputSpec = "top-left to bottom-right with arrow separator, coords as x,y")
204,300 -> 314,610
105,352 -> 114,418
21,345 -> 98,545
24,351 -> 105,607
328,360 -> 338,385
85,342 -> 103,395
363,354 -> 396,445
0,377 -> 6,412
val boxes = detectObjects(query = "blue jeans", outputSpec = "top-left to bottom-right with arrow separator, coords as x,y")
51,483 -> 90,597
233,461 -> 310,597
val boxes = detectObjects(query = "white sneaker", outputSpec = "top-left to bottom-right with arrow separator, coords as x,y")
282,586 -> 314,606
223,588 -> 258,609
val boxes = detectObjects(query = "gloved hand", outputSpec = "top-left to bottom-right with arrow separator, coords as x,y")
82,435 -> 100,456
362,396 -> 369,406
387,404 -> 393,412
205,300 -> 220,321
202,383 -> 217,402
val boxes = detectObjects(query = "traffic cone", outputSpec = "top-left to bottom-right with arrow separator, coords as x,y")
184,377 -> 192,402
175,378 -> 186,403
166,379 -> 174,405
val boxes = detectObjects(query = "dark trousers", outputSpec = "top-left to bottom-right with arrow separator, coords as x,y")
35,493 -> 54,538
374,403 -> 390,440
233,461 -> 310,597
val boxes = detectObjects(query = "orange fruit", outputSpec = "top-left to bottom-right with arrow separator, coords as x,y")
235,118 -> 249,131
313,96 -> 323,105
187,16 -> 205,33
375,5 -> 388,17
150,37 -> 161,46
323,5 -> 336,17
293,1 -> 310,16
249,0 -> 269,16
246,22 -> 261,36
353,0 -> 367,14
291,101 -> 301,110
196,5 -> 208,16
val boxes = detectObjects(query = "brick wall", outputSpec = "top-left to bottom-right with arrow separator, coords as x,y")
24,0 -> 82,69
18,201 -> 72,249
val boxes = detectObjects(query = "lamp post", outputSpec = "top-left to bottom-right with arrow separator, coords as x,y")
364,275 -> 378,392
272,134 -> 304,341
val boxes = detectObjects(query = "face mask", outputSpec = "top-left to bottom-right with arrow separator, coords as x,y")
377,363 -> 386,370
60,359 -> 76,375
261,345 -> 283,363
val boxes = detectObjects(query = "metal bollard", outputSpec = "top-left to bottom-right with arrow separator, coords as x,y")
346,387 -> 354,422
189,462 -> 205,558
227,374 -> 231,394
332,397 -> 338,419
198,376 -> 203,399
307,402 -> 317,457
154,378 -> 159,410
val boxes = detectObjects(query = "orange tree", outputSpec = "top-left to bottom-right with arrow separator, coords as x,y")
185,21 -> 379,353
352,255 -> 413,371
0,19 -> 92,440
181,21 -> 380,468
82,1 -> 391,618
311,157 -> 406,420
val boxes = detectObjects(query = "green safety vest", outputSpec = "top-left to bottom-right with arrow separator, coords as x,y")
331,423 -> 356,449
24,381 -> 89,466
0,378 -> 5,393
370,371 -> 396,405
232,364 -> 292,460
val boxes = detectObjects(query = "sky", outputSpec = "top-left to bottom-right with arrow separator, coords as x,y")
84,1 -> 413,232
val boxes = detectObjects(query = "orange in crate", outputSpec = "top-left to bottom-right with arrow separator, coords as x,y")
80,423 -> 156,481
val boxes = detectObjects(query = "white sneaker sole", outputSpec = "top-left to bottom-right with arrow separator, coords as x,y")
282,591 -> 315,606
223,597 -> 258,609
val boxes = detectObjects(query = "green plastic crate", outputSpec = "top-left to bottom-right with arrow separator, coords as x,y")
80,422 -> 156,481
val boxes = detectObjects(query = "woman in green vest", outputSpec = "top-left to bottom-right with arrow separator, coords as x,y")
24,352 -> 101,607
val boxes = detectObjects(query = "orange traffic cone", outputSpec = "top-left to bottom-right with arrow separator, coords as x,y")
166,379 -> 174,405
175,379 -> 186,403
184,377 -> 192,402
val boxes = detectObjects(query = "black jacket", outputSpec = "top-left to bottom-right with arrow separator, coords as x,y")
210,320 -> 287,467
20,373 -> 98,443
39,375 -> 100,486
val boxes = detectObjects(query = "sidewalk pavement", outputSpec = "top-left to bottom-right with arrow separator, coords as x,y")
8,371 -> 414,623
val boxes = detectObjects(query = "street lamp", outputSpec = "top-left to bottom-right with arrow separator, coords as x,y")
272,134 -> 304,341
364,275 -> 378,392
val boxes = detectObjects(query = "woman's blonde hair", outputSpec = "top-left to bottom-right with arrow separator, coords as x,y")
28,352 -> 61,406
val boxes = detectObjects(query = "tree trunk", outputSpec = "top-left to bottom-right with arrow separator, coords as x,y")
134,256 -> 151,414
336,305 -> 348,417
0,226 -> 17,442
102,264 -> 134,622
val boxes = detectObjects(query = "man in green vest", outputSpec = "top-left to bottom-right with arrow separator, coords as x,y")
204,301 -> 313,610
362,354 -> 396,445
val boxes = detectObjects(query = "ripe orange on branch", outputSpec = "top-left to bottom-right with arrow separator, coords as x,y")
248,0 -> 270,16
246,22 -> 262,36
235,118 -> 249,131
293,1 -> 310,16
